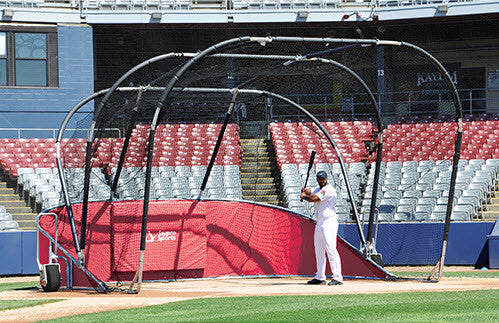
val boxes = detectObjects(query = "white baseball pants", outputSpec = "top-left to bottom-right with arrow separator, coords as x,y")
314,217 -> 343,282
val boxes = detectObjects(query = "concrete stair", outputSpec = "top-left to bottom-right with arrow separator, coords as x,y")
238,121 -> 268,139
481,194 -> 499,221
239,123 -> 283,206
0,181 -> 38,231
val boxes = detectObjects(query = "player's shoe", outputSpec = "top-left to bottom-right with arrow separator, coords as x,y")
307,278 -> 326,285
328,279 -> 343,286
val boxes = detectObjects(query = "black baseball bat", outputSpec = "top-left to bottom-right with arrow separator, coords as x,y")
301,150 -> 316,201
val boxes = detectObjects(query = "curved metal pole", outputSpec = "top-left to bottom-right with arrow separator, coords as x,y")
60,36 -> 462,270
56,89 -> 109,265
187,53 -> 386,243
59,85 -> 371,249
310,57 -> 383,251
68,38 -> 384,258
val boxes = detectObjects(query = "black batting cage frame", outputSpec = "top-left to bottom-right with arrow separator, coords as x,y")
54,36 -> 463,292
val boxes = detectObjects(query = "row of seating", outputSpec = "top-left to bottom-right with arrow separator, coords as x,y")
80,0 -> 342,11
360,159 -> 499,222
383,119 -> 499,161
269,119 -> 499,167
280,158 -> 498,223
16,164 -> 243,212
0,123 -> 242,176
270,121 -> 374,166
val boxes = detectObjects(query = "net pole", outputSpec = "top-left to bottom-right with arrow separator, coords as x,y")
79,139 -> 93,262
129,107 -> 160,293
366,134 -> 383,254
316,57 -> 384,250
396,41 -> 463,281
198,90 -> 238,198
128,40 -> 252,290
110,88 -> 144,197
55,146 -> 83,265
110,109 -> 137,197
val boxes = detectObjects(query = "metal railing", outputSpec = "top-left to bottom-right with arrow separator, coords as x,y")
269,88 -> 494,120
0,128 -> 121,139
0,0 -> 481,10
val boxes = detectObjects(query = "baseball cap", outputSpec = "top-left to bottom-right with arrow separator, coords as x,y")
316,171 -> 328,179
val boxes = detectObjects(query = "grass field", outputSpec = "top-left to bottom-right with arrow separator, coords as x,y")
0,299 -> 62,311
43,289 -> 499,322
1,272 -> 498,322
390,271 -> 499,278
0,281 -> 38,292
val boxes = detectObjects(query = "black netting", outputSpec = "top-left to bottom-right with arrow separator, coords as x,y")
57,38 -> 465,286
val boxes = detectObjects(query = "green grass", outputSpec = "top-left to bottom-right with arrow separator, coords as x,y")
391,270 -> 499,279
0,299 -> 62,311
44,289 -> 499,322
0,281 -> 63,311
0,281 -> 39,292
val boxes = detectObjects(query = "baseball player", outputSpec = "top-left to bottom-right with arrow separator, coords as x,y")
300,170 -> 343,286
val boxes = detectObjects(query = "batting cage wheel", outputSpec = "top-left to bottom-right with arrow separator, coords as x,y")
41,264 -> 61,292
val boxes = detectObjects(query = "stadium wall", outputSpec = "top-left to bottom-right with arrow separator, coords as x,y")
0,24 -> 94,139
2,221 -> 495,275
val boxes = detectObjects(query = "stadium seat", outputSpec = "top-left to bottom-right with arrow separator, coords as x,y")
0,220 -> 20,231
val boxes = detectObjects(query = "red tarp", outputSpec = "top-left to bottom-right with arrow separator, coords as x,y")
39,200 -> 386,287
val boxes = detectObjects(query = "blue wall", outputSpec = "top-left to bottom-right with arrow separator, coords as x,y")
0,24 -> 94,138
340,222 -> 495,266
0,221 -> 496,275
0,231 -> 38,275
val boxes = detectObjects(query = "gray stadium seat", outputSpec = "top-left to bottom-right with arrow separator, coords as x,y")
0,220 -> 19,231
393,212 -> 411,221
451,210 -> 471,221
0,213 -> 12,221
159,166 -> 175,178
453,204 -> 473,220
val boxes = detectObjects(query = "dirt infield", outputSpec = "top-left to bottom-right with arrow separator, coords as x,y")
1,274 -> 498,322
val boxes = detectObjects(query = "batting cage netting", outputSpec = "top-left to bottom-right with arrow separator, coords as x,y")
37,36 -> 468,292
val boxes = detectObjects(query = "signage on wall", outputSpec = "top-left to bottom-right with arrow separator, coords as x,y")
417,71 -> 458,87
394,63 -> 485,91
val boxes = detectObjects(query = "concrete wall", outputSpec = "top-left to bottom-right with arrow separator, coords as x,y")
0,24 -> 94,139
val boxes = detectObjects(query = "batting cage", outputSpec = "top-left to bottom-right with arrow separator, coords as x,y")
37,36 -> 463,293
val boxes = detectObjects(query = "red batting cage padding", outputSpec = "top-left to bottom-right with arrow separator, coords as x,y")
38,200 -> 387,288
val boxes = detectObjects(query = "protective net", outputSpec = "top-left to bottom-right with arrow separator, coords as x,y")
48,38 -> 470,289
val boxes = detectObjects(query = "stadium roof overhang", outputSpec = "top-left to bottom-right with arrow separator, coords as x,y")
1,0 -> 498,24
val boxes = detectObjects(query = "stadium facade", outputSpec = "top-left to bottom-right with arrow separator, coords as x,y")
0,0 -> 498,134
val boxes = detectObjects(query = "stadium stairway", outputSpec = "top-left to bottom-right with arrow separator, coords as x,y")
482,185 -> 499,221
0,175 -> 37,230
239,121 -> 283,206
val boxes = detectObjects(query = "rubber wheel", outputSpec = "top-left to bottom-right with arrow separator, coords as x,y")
42,264 -> 61,292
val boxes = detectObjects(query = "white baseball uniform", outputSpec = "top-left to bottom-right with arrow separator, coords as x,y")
312,183 -> 343,282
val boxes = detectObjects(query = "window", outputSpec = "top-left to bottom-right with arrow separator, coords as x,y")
0,26 -> 58,88
0,32 -> 6,86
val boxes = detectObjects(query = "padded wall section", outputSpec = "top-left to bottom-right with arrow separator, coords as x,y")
111,200 -> 207,274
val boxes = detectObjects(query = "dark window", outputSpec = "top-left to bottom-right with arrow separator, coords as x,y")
0,26 -> 58,88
